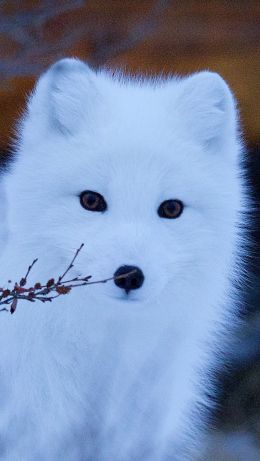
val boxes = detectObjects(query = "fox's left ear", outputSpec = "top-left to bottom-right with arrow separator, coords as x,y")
177,71 -> 237,148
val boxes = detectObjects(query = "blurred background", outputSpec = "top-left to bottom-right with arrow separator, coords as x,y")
0,1 -> 259,459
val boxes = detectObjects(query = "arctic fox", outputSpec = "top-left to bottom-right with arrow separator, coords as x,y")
0,58 -> 246,460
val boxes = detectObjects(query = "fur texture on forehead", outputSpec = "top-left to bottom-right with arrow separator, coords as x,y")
20,57 -> 237,153
12,58 -> 241,222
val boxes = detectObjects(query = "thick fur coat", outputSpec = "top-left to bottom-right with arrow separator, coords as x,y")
0,59 -> 246,460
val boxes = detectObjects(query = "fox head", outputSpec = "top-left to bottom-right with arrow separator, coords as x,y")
3,59 -> 244,326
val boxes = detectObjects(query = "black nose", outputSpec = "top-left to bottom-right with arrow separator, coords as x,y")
114,265 -> 145,293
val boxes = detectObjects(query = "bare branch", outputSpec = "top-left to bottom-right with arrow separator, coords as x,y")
57,243 -> 84,284
0,244 -> 136,314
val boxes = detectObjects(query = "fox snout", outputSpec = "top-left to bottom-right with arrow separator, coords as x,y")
114,265 -> 145,294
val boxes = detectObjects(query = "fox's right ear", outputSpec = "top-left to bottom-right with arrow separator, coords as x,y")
28,58 -> 98,135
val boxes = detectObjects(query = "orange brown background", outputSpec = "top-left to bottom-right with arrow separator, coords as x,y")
0,0 -> 259,152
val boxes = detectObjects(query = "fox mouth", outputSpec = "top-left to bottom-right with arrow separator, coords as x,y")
110,293 -> 142,302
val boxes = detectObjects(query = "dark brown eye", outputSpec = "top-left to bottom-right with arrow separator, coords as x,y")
158,199 -> 183,219
80,190 -> 107,212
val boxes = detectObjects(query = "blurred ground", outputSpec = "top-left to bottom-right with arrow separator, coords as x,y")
0,1 -> 259,459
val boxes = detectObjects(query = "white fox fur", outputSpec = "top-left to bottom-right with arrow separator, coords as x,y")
0,58 -> 246,460
0,180 -> 7,254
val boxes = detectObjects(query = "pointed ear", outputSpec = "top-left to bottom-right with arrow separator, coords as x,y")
177,72 -> 236,148
29,58 -> 98,135
49,58 -> 98,134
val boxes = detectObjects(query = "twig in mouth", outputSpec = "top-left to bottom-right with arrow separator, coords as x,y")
0,244 -> 136,314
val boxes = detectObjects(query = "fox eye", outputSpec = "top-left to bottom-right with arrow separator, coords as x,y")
158,199 -> 183,219
80,191 -> 107,212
